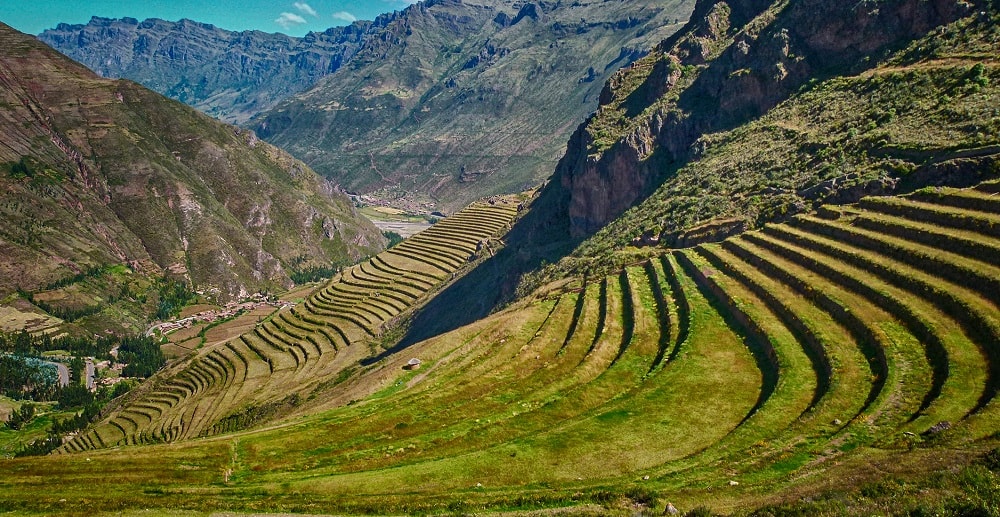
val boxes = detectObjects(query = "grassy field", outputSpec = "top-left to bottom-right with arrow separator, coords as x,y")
0,305 -> 61,335
2,182 -> 999,514
0,400 -> 72,458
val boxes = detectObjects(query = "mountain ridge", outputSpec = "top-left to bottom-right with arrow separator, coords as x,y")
38,16 -> 374,124
0,22 -> 384,330
252,0 -> 695,212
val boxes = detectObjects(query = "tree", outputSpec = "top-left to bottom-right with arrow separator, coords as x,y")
69,356 -> 84,385
6,402 -> 35,430
58,384 -> 94,409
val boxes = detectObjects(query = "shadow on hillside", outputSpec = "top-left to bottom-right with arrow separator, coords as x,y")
363,181 -> 583,364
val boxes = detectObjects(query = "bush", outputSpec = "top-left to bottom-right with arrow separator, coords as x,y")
15,433 -> 62,457
981,448 -> 1000,472
7,157 -> 33,179
383,231 -> 404,248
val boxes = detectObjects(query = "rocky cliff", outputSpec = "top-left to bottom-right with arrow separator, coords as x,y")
556,0 -> 984,236
38,17 -> 372,124
252,0 -> 695,212
0,23 -> 384,311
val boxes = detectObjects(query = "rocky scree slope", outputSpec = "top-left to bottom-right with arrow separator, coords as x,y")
0,23 -> 384,307
38,17 -> 372,124
252,0 -> 695,212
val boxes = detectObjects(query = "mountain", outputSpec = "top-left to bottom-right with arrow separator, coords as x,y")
4,2 -> 1000,515
0,23 -> 384,327
38,17 -> 372,124
252,0 -> 696,212
400,0 -> 1000,345
530,0 -> 1000,281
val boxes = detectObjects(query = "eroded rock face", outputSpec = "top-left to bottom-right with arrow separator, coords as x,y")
557,0 -> 974,237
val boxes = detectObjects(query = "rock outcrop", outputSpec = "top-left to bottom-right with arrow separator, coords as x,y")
556,0 -> 978,236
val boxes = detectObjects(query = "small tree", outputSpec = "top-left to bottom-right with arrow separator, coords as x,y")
6,402 -> 35,430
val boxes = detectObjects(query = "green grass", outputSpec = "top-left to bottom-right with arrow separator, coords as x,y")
57,199 -> 523,452
5,8 -> 1000,515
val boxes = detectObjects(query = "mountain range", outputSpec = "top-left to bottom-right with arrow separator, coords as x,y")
2,0 -> 1000,514
40,0 -> 697,212
38,17 -> 371,124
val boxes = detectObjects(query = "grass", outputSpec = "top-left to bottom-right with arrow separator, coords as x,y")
3,176 -> 1000,514
53,198 -> 523,451
4,8 -> 1000,515
0,401 -> 71,457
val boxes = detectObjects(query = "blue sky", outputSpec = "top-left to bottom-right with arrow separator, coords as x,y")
2,0 -> 417,37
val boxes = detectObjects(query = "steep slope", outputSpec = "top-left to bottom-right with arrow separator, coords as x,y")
253,0 -> 695,212
395,0 -> 999,358
3,2 -> 1000,515
558,0 -> 997,236
506,0 -> 1000,290
38,17 -> 372,124
60,198 -> 521,450
0,23 -> 384,321
5,177 -> 1000,515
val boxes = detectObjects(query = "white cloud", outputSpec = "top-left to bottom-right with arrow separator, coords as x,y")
294,2 -> 318,16
332,11 -> 358,22
275,12 -> 307,29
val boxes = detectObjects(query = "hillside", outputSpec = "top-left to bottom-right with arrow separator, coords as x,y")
357,0 -> 1000,346
4,178 -> 1000,515
3,1 -> 1000,515
513,0 -> 1000,289
60,198 -> 522,449
252,0 -> 695,212
38,17 -> 372,124
0,23 -> 384,332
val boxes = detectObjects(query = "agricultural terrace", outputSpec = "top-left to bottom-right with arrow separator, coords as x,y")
57,198 -> 520,451
4,180 -> 996,514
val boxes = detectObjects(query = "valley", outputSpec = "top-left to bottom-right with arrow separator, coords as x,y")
1,0 -> 1000,515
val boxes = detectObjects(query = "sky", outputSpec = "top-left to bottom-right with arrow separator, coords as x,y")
2,0 -> 418,37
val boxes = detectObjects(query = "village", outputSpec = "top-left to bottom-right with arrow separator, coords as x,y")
145,292 -> 293,338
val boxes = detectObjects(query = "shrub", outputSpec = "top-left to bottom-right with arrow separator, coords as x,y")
15,433 -> 62,457
383,231 -> 404,248
983,448 -> 1000,472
